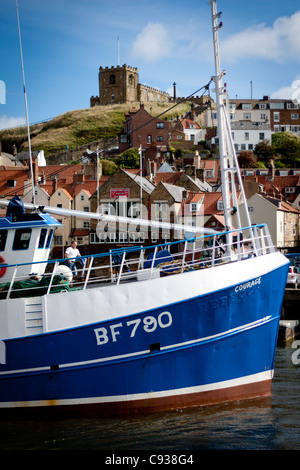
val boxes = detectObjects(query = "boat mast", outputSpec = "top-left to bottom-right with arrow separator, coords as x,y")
210,1 -> 232,232
16,0 -> 36,205
209,0 -> 253,255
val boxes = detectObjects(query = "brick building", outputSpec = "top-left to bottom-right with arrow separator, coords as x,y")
119,103 -> 171,164
89,168 -> 155,246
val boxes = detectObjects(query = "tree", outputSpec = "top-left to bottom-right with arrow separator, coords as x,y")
272,132 -> 300,168
116,148 -> 140,169
174,148 -> 183,160
238,150 -> 257,168
254,139 -> 275,162
101,159 -> 118,175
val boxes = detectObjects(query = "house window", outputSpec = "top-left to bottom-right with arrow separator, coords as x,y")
190,202 -> 198,212
81,195 -> 84,201
83,221 -> 89,228
274,112 -> 280,122
111,94 -> 115,102
7,180 -> 16,187
83,206 -> 89,212
245,132 -> 249,140
128,201 -> 139,218
57,204 -> 62,208
259,133 -> 265,140
287,102 -> 299,109
243,113 -> 251,120
291,113 -> 299,120
248,206 -> 254,213
156,136 -> 164,141
270,102 -> 284,109
147,135 -> 152,143
155,202 -> 168,221
102,202 -> 116,215
242,103 -> 252,109
260,114 -> 266,120
54,236 -> 63,245
156,122 -> 164,128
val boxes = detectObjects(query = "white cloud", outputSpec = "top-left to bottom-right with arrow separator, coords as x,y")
220,11 -> 300,63
130,22 -> 172,62
271,77 -> 300,102
0,115 -> 25,131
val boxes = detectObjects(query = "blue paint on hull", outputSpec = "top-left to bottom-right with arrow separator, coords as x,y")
0,263 -> 288,411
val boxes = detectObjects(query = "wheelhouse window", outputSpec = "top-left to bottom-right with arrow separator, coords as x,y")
13,229 -> 32,250
38,228 -> 48,248
0,230 -> 8,251
45,229 -> 54,248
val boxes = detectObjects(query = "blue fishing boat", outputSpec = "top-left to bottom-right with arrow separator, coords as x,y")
0,0 -> 289,415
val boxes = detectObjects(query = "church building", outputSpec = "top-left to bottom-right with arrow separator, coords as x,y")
90,64 -> 170,107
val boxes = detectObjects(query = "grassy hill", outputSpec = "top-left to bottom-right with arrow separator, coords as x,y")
0,101 -> 191,158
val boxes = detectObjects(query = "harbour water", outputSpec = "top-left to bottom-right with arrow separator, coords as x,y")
0,344 -> 299,451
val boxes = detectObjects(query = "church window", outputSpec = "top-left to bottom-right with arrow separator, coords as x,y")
110,74 -> 116,84
128,74 -> 135,86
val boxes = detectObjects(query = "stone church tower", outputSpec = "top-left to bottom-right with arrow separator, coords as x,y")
90,65 -> 139,106
90,64 -> 170,107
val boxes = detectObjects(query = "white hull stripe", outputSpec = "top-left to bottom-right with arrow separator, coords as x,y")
0,370 -> 274,409
0,315 -> 273,377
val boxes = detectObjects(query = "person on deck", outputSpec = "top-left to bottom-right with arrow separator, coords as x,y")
65,240 -> 82,276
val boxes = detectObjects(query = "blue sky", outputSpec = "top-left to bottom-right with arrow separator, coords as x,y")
1,0 -> 300,130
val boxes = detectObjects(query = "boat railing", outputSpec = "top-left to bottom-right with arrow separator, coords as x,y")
0,224 -> 275,300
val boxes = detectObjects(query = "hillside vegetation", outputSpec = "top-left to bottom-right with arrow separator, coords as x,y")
0,101 -> 191,158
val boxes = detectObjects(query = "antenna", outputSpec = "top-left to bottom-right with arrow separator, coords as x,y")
16,0 -> 36,205
117,36 -> 120,66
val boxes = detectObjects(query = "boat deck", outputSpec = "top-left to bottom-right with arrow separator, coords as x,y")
0,224 -> 275,300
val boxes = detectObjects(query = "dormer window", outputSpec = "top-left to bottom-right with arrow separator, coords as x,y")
190,202 -> 199,212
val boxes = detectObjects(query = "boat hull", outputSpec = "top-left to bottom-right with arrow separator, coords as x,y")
0,253 -> 289,415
